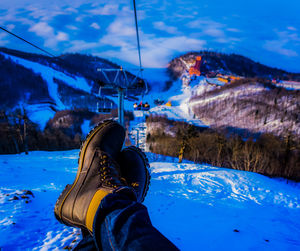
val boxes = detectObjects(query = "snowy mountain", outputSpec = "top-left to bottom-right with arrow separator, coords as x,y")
168,51 -> 300,81
0,47 -> 144,130
0,49 -> 300,249
140,54 -> 300,182
190,79 -> 300,139
1,48 -> 299,156
152,52 -> 300,139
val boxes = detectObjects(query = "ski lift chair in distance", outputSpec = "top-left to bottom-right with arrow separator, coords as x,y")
98,102 -> 113,114
142,102 -> 150,111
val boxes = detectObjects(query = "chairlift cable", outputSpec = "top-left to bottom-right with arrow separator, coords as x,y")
133,0 -> 143,77
0,26 -> 57,58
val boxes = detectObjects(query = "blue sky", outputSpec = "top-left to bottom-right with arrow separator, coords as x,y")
0,0 -> 300,72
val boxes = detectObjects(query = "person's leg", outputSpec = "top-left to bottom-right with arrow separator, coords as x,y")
55,121 -> 178,250
93,189 -> 179,251
73,234 -> 95,251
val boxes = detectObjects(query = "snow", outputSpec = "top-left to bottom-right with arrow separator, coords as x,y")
1,52 -> 93,129
81,119 -> 91,137
146,162 -> 300,250
146,76 -> 208,127
277,81 -> 300,90
1,53 -> 92,95
129,120 -> 148,151
101,68 -> 209,129
189,83 -> 266,108
0,150 -> 299,250
0,150 -> 81,250
25,104 -> 56,130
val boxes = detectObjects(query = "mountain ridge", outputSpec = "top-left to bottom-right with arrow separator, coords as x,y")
168,51 -> 300,81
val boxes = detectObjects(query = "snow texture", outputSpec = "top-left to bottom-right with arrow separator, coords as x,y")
81,119 -> 91,137
0,150 -> 299,250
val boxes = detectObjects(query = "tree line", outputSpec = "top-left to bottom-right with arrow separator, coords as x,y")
0,108 -> 134,154
146,115 -> 300,181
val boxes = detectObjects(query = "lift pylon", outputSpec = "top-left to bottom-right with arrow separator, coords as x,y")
97,67 -> 146,127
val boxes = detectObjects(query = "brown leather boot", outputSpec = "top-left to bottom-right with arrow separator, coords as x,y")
54,120 -> 128,232
118,146 -> 150,203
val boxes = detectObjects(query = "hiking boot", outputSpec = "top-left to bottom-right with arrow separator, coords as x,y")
118,146 -> 150,202
54,120 -> 129,232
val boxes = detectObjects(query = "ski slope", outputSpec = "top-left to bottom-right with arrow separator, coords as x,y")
1,52 -> 92,130
131,73 -> 209,127
0,150 -> 299,250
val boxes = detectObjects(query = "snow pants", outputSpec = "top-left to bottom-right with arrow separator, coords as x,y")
74,189 -> 179,251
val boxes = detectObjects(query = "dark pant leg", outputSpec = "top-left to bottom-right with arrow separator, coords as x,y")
73,234 -> 95,251
73,189 -> 178,251
91,189 -> 179,251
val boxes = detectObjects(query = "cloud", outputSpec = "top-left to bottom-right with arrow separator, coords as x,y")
2,0 -> 299,72
0,32 -> 9,46
90,22 -> 100,30
99,16 -> 136,48
227,28 -> 240,33
27,6 -> 65,21
75,15 -> 86,22
264,29 -> 299,57
204,27 -> 224,37
186,18 -> 242,46
157,36 -> 205,52
88,4 -> 120,16
98,14 -> 206,68
67,40 -> 99,52
64,7 -> 78,13
153,21 -> 180,35
0,8 -> 33,26
187,19 -> 226,38
29,22 -> 69,48
29,22 -> 54,38
264,40 -> 297,57
56,32 -> 69,41
101,28 -> 205,68
66,25 -> 78,30
287,26 -> 297,31
6,24 -> 15,30
107,18 -> 135,37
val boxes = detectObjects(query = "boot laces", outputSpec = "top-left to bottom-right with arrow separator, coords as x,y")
99,153 -> 127,188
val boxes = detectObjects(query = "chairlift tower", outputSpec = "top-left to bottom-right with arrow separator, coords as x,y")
96,0 -> 145,127
97,67 -> 146,127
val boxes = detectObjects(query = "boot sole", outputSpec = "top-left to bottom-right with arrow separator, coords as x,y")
54,120 -> 117,225
123,146 -> 151,202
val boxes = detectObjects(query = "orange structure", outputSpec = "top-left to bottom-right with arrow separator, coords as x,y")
217,77 -> 229,83
189,56 -> 202,76
216,75 -> 241,84
165,101 -> 172,107
229,76 -> 241,81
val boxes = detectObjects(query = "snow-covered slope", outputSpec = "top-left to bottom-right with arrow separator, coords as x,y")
142,65 -> 300,138
134,72 -> 210,127
148,77 -> 216,127
0,150 -> 299,250
1,52 -> 94,129
1,52 -> 92,104
190,80 -> 300,138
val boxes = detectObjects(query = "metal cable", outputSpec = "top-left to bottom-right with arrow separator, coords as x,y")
133,0 -> 143,76
0,26 -> 57,58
